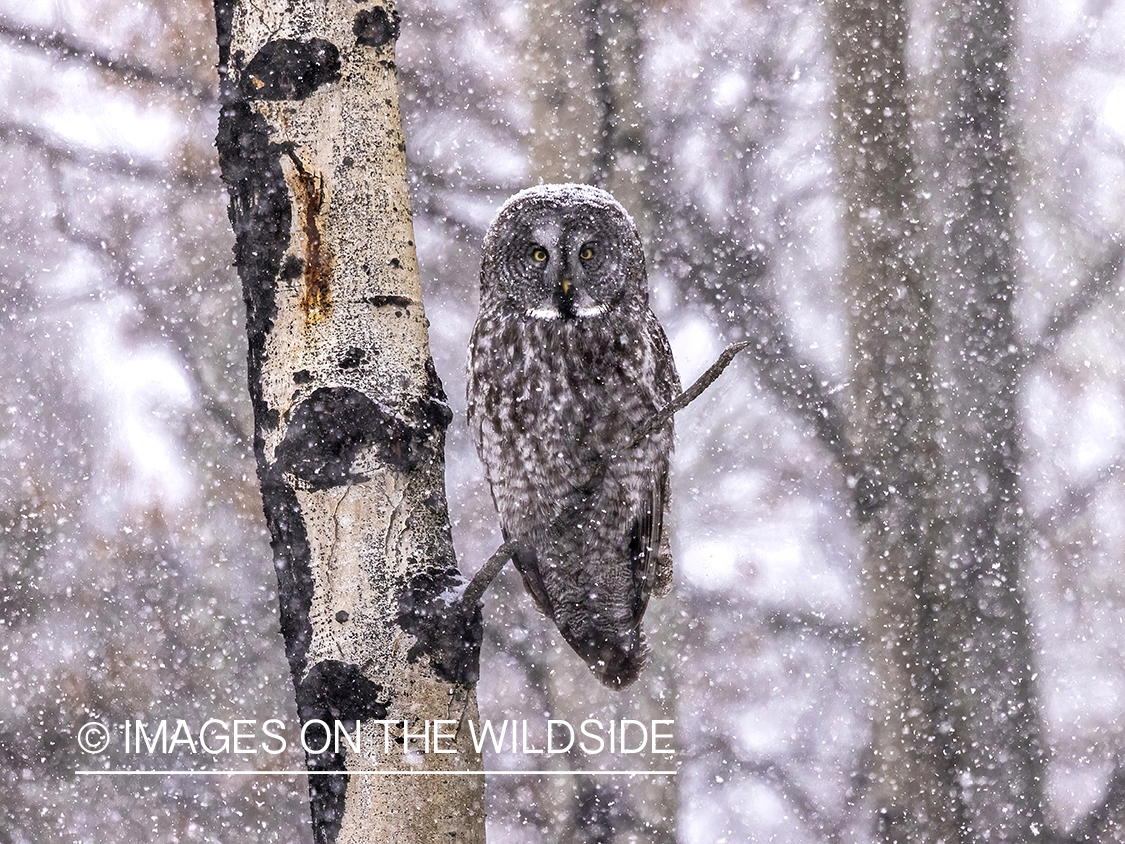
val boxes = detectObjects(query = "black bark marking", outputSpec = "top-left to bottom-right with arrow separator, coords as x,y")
338,347 -> 367,369
293,369 -> 313,384
419,356 -> 455,440
363,294 -> 414,308
297,659 -> 389,726
306,758 -> 347,844
215,101 -> 290,448
296,660 -> 389,844
242,38 -> 341,101
214,0 -> 235,86
275,381 -> 451,488
396,565 -> 482,685
259,477 -> 316,681
281,254 -> 304,280
275,387 -> 385,488
353,7 -> 401,48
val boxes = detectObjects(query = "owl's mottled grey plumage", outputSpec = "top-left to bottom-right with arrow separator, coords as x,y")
467,184 -> 679,688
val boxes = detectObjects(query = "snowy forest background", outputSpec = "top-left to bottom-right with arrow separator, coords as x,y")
2,0 -> 1125,841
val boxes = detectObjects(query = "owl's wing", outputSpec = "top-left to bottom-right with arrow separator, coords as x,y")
629,460 -> 670,624
506,532 -> 555,619
636,316 -> 679,607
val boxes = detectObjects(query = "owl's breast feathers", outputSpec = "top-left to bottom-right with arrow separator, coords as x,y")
467,302 -> 679,687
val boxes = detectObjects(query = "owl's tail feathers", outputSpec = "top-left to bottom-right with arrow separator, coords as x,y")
564,621 -> 650,690
508,539 -> 650,688
509,541 -> 554,617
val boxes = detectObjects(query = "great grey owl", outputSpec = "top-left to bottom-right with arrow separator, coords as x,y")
467,184 -> 679,688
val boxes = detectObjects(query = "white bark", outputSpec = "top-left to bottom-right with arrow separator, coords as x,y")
214,1 -> 485,841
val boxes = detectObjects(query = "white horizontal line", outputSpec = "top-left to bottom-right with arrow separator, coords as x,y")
76,769 -> 676,777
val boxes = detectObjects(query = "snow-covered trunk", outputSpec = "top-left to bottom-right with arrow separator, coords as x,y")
829,0 -> 1046,839
523,0 -> 651,241
212,2 -> 485,842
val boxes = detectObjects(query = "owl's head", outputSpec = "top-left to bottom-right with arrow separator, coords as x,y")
480,184 -> 647,321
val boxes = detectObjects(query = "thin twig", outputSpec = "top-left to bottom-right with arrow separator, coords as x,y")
461,541 -> 515,608
629,340 -> 751,447
460,340 -> 754,606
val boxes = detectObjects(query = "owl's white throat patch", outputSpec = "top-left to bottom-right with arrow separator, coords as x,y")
525,303 -> 610,320
575,303 -> 610,318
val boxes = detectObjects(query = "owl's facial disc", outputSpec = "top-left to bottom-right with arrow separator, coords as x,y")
519,227 -> 617,321
495,200 -> 637,321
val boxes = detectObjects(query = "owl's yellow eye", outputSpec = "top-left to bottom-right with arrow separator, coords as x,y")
531,247 -> 548,263
579,244 -> 595,261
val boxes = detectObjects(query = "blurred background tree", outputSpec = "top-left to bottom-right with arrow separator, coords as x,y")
1,0 -> 1124,841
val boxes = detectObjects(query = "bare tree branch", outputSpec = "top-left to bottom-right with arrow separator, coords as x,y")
629,340 -> 751,446
650,198 -> 882,516
0,119 -> 217,190
1053,756 -> 1125,844
1023,243 -> 1125,368
762,604 -> 863,648
49,188 -> 249,446
461,540 -> 515,608
675,585 -> 864,651
1031,459 -> 1124,539
0,15 -> 215,103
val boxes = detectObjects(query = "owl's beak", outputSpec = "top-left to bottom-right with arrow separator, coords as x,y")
556,276 -> 576,319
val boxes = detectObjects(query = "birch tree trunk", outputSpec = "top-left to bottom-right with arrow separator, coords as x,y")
212,2 -> 485,842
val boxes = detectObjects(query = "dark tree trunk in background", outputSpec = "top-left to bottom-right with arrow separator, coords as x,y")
828,0 -> 1046,839
927,0 -> 1048,834
212,1 -> 485,841
826,0 -> 953,837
